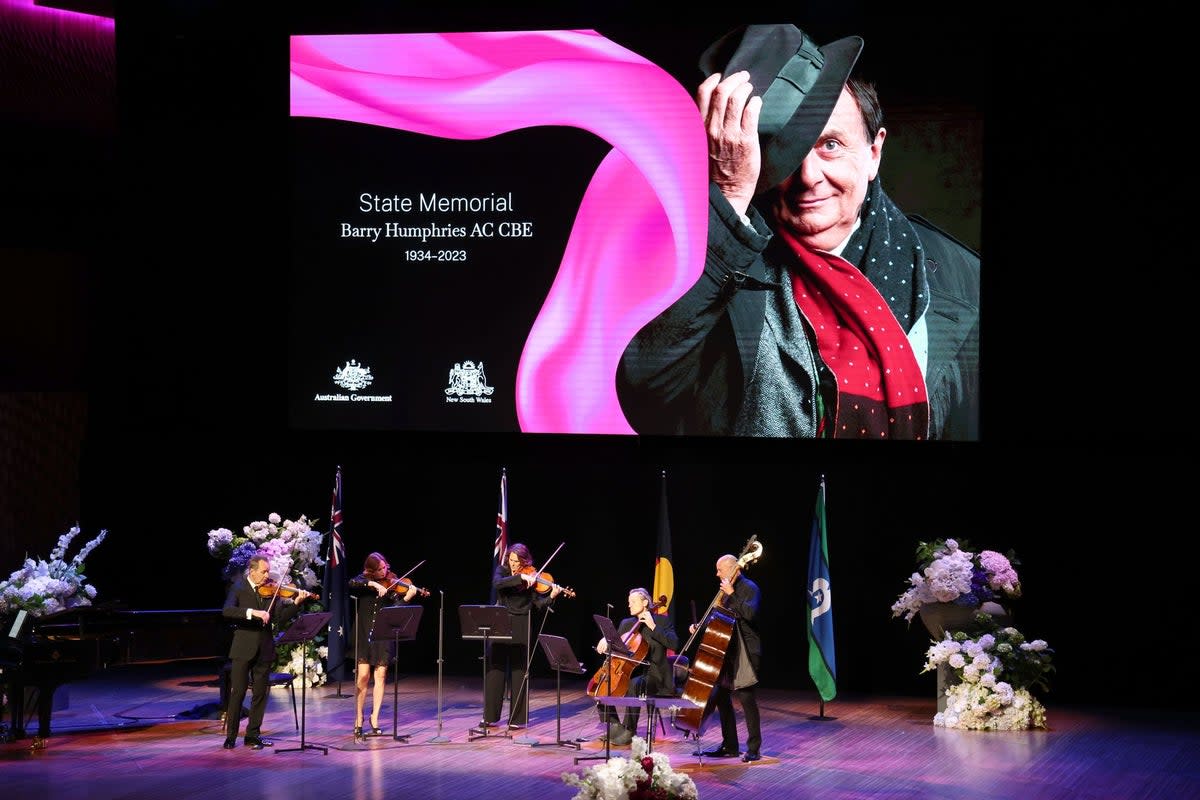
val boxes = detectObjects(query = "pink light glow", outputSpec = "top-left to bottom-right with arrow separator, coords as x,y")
2,0 -> 114,27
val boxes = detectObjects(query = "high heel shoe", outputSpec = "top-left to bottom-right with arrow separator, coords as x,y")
353,725 -> 364,742
369,717 -> 383,735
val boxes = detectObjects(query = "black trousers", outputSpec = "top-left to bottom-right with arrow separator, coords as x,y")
483,640 -> 530,725
714,652 -> 761,754
225,649 -> 271,741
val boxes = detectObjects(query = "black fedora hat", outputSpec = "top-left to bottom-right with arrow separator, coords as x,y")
699,24 -> 863,193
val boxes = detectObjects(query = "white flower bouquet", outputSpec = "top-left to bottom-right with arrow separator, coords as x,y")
921,617 -> 1054,730
562,735 -> 699,800
0,526 -> 107,617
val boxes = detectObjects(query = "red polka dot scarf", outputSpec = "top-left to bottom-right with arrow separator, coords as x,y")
777,183 -> 930,439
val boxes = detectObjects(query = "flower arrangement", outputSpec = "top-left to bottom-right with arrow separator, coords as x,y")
563,736 -> 698,800
890,538 -> 1021,622
921,615 -> 1054,730
0,526 -> 108,617
206,513 -> 324,587
206,513 -> 326,686
281,640 -> 330,689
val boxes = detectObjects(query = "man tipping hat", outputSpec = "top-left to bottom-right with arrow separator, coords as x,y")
617,23 -> 980,441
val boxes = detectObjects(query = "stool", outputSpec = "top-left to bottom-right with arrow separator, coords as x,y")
268,672 -> 299,731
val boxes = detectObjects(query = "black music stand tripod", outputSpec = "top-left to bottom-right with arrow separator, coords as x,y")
274,611 -> 332,756
459,605 -> 513,742
532,634 -> 585,751
575,613 -> 645,765
368,604 -> 423,742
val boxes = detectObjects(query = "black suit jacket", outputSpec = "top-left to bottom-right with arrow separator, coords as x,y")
717,574 -> 761,660
221,575 -> 302,661
616,612 -> 679,694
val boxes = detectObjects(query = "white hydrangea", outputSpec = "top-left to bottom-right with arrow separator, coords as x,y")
0,527 -> 107,616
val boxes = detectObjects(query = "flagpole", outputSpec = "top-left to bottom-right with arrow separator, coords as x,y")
324,465 -> 352,699
808,473 -> 837,721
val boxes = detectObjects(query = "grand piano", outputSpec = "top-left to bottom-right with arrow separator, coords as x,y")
0,605 -> 227,746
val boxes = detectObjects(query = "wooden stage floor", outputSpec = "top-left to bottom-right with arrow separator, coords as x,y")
3,661 -> 1197,799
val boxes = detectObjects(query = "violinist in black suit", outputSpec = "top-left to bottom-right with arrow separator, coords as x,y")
593,587 -> 678,746
220,554 -> 313,751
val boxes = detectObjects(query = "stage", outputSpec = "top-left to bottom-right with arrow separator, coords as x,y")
3,660 -> 1197,799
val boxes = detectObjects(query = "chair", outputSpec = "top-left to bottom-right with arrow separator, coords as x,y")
268,672 -> 299,731
651,654 -> 690,737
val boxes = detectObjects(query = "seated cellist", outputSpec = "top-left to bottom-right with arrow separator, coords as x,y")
591,587 -> 678,746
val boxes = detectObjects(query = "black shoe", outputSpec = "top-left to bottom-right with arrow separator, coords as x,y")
222,739 -> 236,750
609,727 -> 634,746
697,746 -> 739,758
742,751 -> 762,762
244,737 -> 273,749
478,719 -> 497,728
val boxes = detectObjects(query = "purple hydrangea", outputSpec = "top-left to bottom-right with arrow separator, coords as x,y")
222,541 -> 260,582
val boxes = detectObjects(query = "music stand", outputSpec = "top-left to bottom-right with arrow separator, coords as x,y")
274,611 -> 332,755
368,605 -> 423,742
532,634 -> 585,750
459,605 -> 512,741
574,614 -> 646,765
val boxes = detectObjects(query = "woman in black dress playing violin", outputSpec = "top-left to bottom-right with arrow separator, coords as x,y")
347,552 -> 421,740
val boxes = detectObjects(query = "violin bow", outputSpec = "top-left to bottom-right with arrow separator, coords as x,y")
264,566 -> 284,616
386,559 -> 426,591
535,541 -> 565,576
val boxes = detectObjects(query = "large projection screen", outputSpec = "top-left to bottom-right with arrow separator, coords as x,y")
288,21 -> 981,441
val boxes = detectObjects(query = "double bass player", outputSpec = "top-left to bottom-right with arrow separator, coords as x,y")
688,553 -> 763,762
590,588 -> 678,746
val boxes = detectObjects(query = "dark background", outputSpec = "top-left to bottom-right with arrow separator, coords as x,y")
2,2 -> 1187,711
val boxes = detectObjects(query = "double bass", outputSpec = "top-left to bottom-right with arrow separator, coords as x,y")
672,535 -> 763,738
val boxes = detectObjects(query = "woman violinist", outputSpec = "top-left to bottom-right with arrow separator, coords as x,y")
591,587 -> 678,745
481,543 -> 563,730
347,552 -> 422,740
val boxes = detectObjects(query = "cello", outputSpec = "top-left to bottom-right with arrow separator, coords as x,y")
671,535 -> 763,739
585,619 -> 648,698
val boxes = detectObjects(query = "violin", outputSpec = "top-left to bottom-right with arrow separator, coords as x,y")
516,565 -> 576,598
382,573 -> 430,598
256,579 -> 318,600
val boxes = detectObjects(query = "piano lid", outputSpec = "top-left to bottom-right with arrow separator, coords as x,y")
22,605 -> 227,664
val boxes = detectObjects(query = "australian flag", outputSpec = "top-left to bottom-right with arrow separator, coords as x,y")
322,466 -> 350,682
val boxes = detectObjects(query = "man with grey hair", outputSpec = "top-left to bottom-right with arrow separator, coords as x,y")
592,587 -> 678,746
221,553 -> 313,750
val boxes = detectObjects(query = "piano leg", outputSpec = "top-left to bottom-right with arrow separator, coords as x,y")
3,681 -> 54,747
2,677 -> 28,741
30,684 -> 54,748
